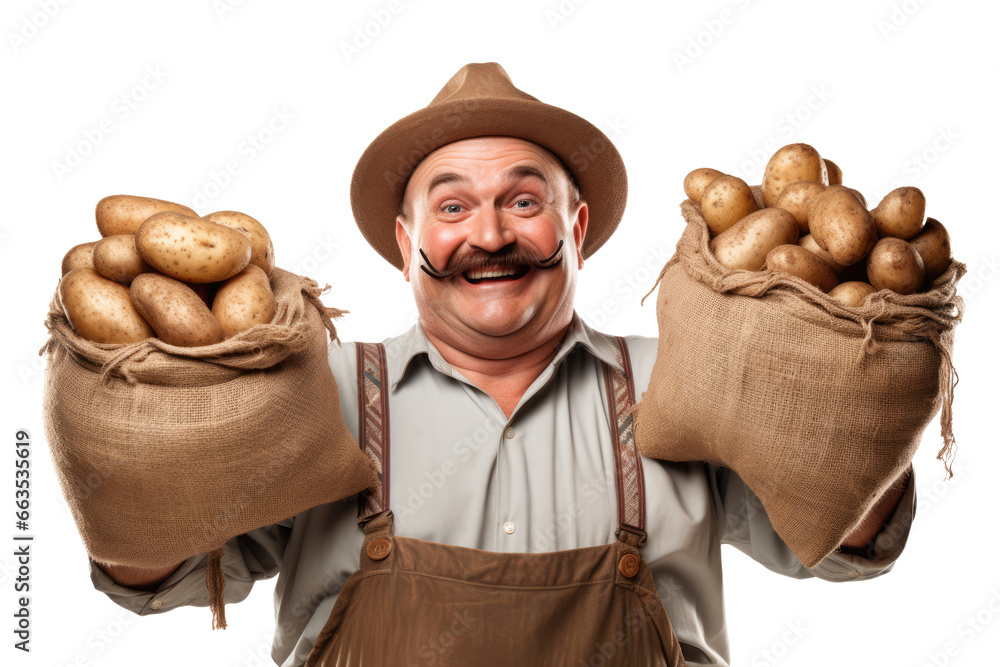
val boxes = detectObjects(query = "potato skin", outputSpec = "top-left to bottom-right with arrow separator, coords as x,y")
765,244 -> 840,292
202,211 -> 275,275
92,235 -> 152,283
762,143 -> 829,208
710,208 -> 799,271
212,264 -> 277,338
683,168 -> 725,204
808,187 -> 878,266
774,181 -> 827,234
95,195 -> 197,237
58,268 -> 153,344
61,242 -> 98,276
866,237 -> 926,295
135,212 -> 251,283
828,281 -> 877,307
872,186 -> 925,240
129,273 -> 226,347
700,176 -> 758,235
798,233 -> 848,275
824,159 -> 843,186
909,217 -> 951,282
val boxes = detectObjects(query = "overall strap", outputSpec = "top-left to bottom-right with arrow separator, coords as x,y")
602,335 -> 647,546
356,342 -> 390,524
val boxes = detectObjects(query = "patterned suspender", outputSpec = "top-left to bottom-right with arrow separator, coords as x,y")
356,342 -> 390,524
354,337 -> 646,543
602,335 -> 647,545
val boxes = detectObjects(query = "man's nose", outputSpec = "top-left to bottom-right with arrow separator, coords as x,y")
466,206 -> 517,253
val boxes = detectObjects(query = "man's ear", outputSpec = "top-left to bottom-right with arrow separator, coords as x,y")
572,200 -> 589,270
395,215 -> 412,282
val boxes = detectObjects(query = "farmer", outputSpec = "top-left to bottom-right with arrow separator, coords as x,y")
92,63 -> 914,666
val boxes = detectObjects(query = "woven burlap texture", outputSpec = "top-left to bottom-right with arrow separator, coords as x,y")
633,188 -> 965,568
41,268 -> 377,573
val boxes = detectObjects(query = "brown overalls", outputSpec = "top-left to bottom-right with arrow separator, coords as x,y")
305,338 -> 688,666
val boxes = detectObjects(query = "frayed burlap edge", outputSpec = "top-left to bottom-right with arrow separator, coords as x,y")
641,189 -> 966,478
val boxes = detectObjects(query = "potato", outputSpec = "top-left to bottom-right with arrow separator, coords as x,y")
95,195 -> 197,237
212,264 -> 277,338
185,281 -> 219,308
797,233 -> 848,275
828,281 -> 877,307
765,244 -> 839,292
683,168 -> 725,204
700,176 -> 758,235
129,273 -> 226,347
844,187 -> 868,209
824,159 -> 843,186
202,211 -> 275,275
58,268 -> 153,344
61,242 -> 98,275
866,237 -> 926,295
872,186 -> 925,240
135,212 -> 251,283
761,143 -> 829,208
710,208 -> 799,271
808,187 -> 877,266
908,217 -> 951,282
92,235 -> 152,283
774,181 -> 827,234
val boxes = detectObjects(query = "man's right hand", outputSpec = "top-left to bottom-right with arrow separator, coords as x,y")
95,560 -> 184,591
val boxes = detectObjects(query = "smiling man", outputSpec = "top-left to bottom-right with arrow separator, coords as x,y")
90,63 -> 915,667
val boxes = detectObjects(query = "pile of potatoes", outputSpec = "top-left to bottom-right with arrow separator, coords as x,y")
59,195 -> 277,346
684,143 -> 952,307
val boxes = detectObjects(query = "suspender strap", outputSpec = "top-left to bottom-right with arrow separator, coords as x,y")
602,335 -> 647,545
356,342 -> 390,524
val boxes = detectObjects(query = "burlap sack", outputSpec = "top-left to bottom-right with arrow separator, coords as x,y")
41,268 -> 377,626
633,188 -> 965,568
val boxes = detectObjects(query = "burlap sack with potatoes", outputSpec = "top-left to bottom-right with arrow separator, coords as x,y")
633,187 -> 965,568
41,267 -> 377,570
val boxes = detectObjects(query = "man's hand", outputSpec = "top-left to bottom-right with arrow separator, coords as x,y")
839,467 -> 911,552
96,560 -> 183,591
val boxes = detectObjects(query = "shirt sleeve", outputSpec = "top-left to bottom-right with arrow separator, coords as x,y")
709,463 -> 916,582
89,519 -> 291,615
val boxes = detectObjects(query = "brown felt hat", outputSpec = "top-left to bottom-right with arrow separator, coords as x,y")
351,62 -> 628,269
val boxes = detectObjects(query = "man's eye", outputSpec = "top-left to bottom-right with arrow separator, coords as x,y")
444,204 -> 462,214
515,199 -> 534,208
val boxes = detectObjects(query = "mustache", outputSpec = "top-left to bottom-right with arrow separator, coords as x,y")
419,240 -> 564,279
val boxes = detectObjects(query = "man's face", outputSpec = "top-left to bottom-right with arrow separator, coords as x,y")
395,136 -> 588,353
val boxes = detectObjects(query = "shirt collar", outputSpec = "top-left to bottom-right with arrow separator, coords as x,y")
387,311 -> 624,390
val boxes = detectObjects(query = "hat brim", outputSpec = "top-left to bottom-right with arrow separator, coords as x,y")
351,96 -> 627,270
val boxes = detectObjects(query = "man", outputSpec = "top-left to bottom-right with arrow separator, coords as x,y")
91,63 -> 914,666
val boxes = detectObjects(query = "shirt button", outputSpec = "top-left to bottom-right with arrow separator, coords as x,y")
503,427 -> 515,439
847,570 -> 861,579
150,600 -> 163,610
503,521 -> 516,534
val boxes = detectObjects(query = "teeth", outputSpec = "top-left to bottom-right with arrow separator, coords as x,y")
467,267 -> 519,280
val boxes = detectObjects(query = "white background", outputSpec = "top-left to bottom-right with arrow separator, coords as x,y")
3,1 -> 998,665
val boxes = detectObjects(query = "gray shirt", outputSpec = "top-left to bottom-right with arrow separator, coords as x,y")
90,312 -> 916,666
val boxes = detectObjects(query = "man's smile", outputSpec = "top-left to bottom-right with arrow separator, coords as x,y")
462,264 -> 531,284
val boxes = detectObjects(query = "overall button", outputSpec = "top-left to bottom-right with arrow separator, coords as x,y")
618,553 -> 640,578
149,599 -> 163,610
503,521 -> 516,535
503,427 -> 515,439
366,538 -> 392,561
